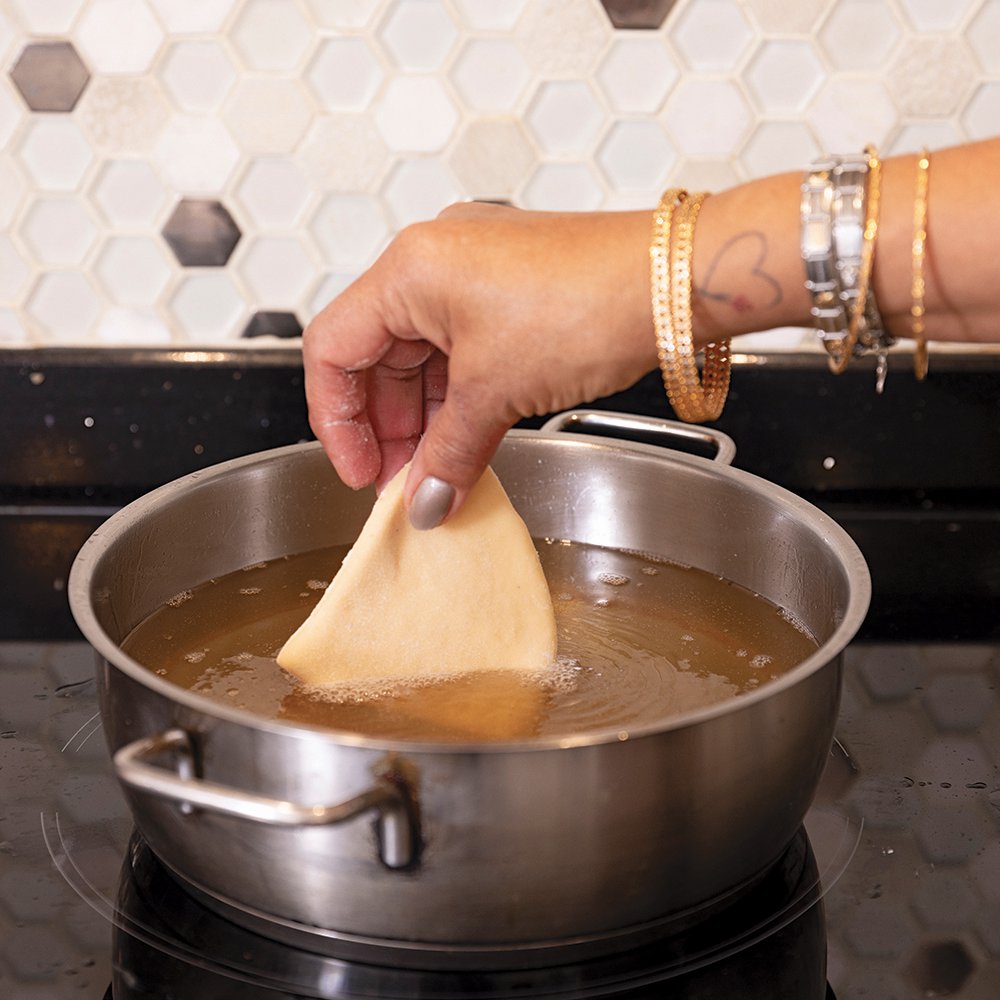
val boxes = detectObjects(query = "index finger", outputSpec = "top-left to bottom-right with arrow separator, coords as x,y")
302,281 -> 396,489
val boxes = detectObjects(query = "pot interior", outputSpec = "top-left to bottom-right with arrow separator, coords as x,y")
71,433 -> 870,742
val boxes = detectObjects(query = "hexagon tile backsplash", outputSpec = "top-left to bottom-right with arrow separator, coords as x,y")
0,0 -> 996,347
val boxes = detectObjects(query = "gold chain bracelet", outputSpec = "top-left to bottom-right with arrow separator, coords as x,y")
911,149 -> 930,380
650,188 -> 731,423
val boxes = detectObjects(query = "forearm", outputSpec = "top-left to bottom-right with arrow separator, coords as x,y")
689,137 -> 1000,348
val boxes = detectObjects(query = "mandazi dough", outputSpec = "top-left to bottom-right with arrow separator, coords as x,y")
277,464 -> 557,688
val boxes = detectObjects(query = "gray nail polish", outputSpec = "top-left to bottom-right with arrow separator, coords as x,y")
409,476 -> 455,530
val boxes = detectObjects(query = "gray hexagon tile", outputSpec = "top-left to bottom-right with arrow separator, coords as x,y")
242,310 -> 302,339
598,0 -> 679,30
162,198 -> 241,268
9,41 -> 89,113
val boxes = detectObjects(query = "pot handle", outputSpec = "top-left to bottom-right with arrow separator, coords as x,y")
113,728 -> 419,870
539,410 -> 736,466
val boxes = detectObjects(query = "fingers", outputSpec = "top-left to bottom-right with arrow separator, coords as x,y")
404,382 -> 512,530
303,258 -> 435,492
368,339 -> 435,491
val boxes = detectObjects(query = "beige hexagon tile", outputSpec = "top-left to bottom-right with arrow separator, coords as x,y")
296,114 -> 391,192
447,119 -> 536,202
887,37 -> 977,118
75,76 -> 170,155
223,78 -> 316,154
516,0 -> 611,77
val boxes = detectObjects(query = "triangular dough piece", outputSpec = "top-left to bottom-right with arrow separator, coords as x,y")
277,464 -> 557,688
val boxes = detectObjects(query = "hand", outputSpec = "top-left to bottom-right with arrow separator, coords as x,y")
303,201 -> 657,527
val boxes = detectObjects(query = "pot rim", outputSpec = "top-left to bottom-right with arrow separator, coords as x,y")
68,432 -> 871,755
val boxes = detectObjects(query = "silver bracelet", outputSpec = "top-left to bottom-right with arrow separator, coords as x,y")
801,154 -> 896,390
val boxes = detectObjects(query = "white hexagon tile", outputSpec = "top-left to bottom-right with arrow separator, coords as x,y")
0,0 -> 995,351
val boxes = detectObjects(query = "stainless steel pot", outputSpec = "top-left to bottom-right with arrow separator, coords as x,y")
68,410 -> 869,963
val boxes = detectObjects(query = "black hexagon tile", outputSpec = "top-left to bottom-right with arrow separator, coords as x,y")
598,0 -> 679,30
162,198 -> 241,267
241,310 -> 303,339
10,41 -> 90,113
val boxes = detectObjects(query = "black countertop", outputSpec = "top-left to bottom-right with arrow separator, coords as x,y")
0,347 -> 999,998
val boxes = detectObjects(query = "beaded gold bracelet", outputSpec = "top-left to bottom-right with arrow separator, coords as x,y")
911,149 -> 930,381
650,188 -> 731,423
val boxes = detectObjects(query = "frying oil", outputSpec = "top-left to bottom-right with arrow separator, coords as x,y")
121,539 -> 817,744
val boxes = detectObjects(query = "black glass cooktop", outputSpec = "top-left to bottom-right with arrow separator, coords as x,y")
4,638 -> 1000,999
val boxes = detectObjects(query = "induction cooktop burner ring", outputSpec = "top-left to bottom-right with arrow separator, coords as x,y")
43,736 -> 861,995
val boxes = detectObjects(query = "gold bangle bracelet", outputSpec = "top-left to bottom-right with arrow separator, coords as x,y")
911,149 -> 930,380
650,188 -> 731,423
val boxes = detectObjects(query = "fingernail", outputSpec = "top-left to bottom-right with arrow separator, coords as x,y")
409,476 -> 455,531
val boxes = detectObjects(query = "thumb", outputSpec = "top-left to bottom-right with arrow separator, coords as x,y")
403,392 -> 511,530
